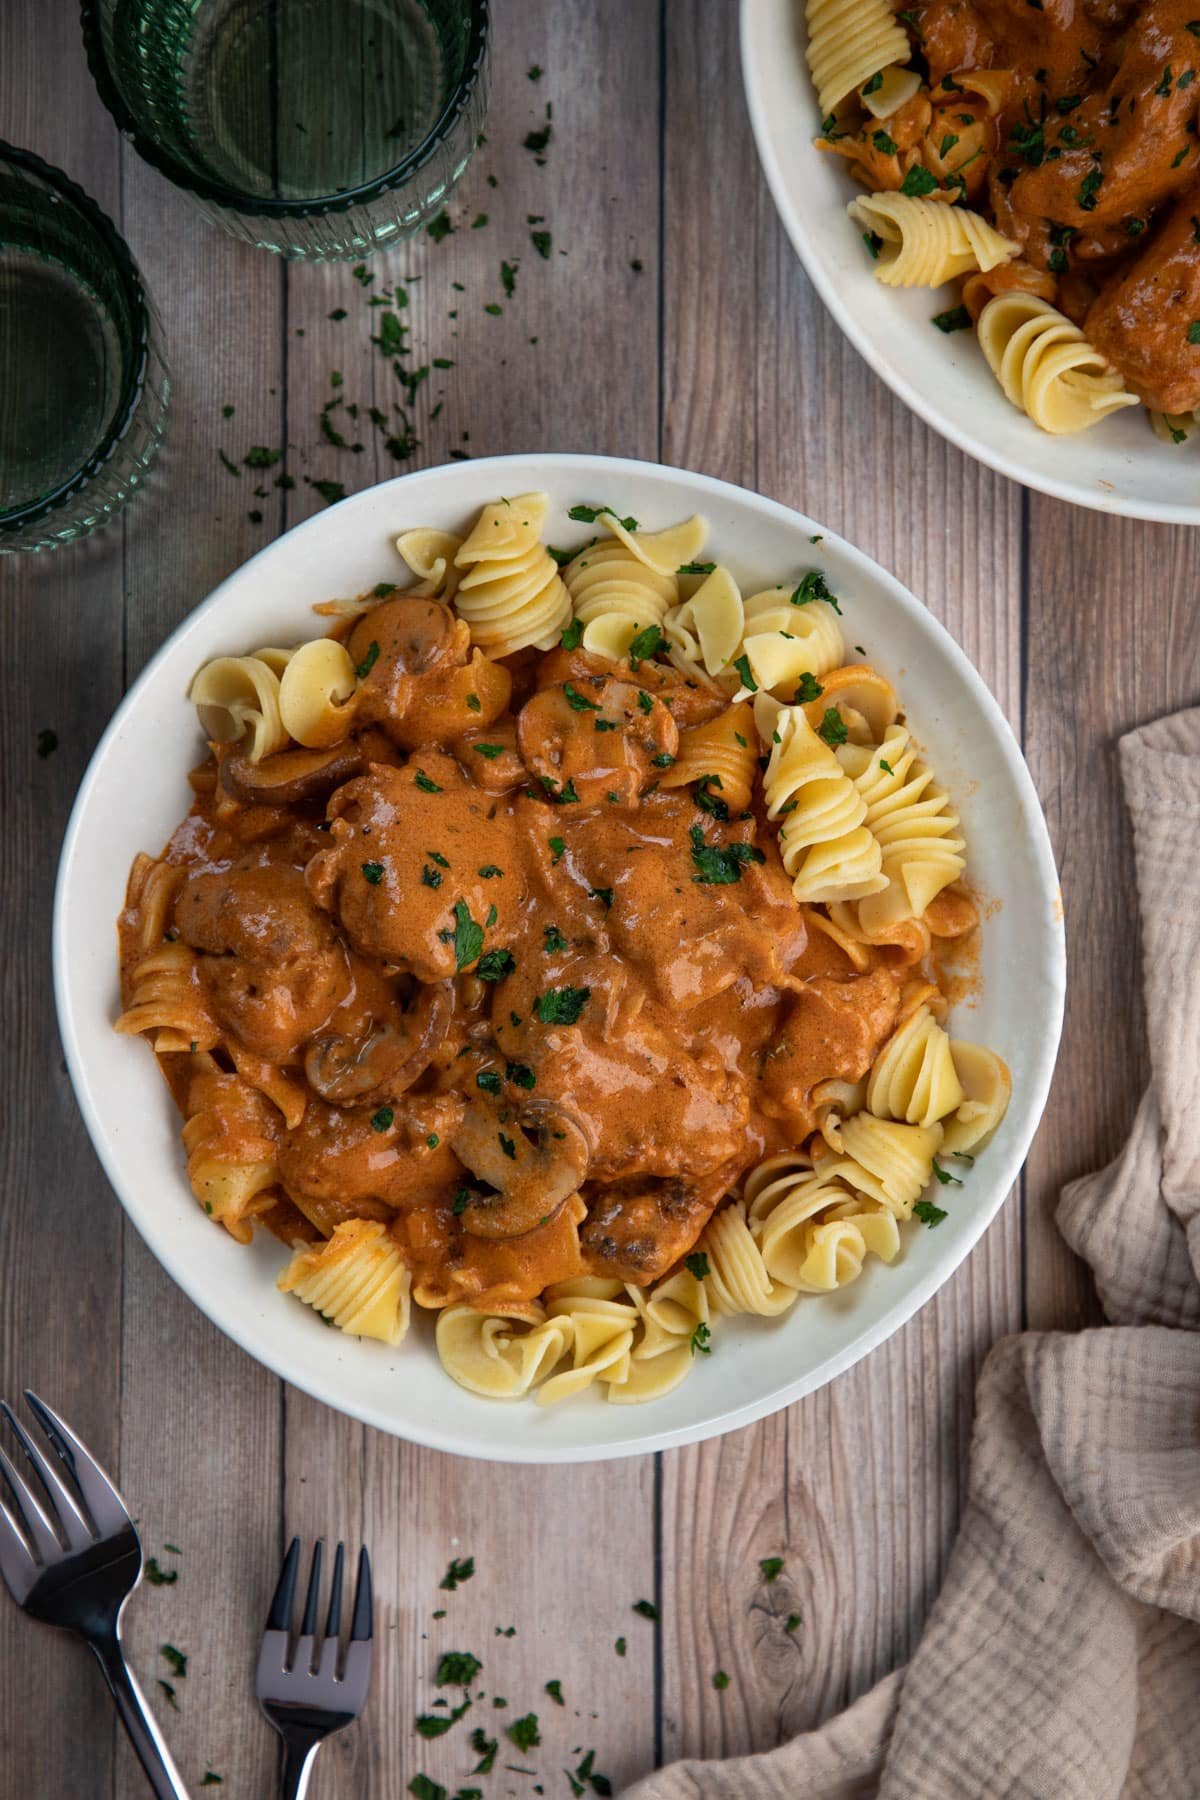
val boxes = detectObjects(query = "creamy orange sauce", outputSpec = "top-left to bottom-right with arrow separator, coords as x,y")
119,597 -> 948,1316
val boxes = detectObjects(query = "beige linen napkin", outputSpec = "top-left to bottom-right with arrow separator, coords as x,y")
626,707 -> 1200,1800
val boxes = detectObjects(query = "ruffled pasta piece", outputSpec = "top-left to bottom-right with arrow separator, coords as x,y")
802,665 -> 898,744
849,192 -> 1018,288
436,1302 -> 572,1397
606,1343 -> 695,1404
396,526 -> 463,600
605,1268 -> 710,1405
977,293 -> 1140,435
120,853 -> 182,953
700,1202 -> 797,1317
564,533 -> 677,660
811,1073 -> 868,1149
656,702 -> 757,813
818,1113 -> 943,1219
453,493 -> 570,656
866,1003 -> 965,1128
860,66 -> 922,118
278,1218 -> 411,1345
733,585 -> 845,699
182,1066 -> 281,1242
277,638 -> 358,748
539,1278 -> 640,1404
227,1042 -> 308,1131
746,1155 -> 900,1291
839,723 -> 965,930
941,1040 -> 1012,1154
805,0 -> 911,116
763,704 -> 886,904
116,941 -> 221,1054
664,566 -> 744,680
589,510 -> 708,577
189,652 -> 289,762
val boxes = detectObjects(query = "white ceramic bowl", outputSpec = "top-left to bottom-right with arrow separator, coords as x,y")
54,454 -> 1065,1462
740,0 -> 1200,523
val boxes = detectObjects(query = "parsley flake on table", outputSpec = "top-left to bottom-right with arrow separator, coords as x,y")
158,1681 -> 178,1711
436,1650 -> 482,1686
507,1712 -> 541,1752
161,1645 -> 188,1678
531,229 -> 553,258
416,1696 -> 471,1737
408,1777 -> 445,1800
310,479 -> 345,506
426,211 -> 453,243
759,1555 -> 785,1582
535,987 -> 591,1025
785,1613 -> 801,1634
632,1598 -> 659,1620
713,1670 -> 731,1690
545,1678 -> 565,1705
471,1728 -> 498,1773
914,1198 -> 948,1226
144,1558 -> 178,1586
199,1777 -> 224,1788
615,1635 -> 627,1655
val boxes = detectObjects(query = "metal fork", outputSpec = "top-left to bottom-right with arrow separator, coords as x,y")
256,1536 -> 373,1800
0,1390 -> 188,1798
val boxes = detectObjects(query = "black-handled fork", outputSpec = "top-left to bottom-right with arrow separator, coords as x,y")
0,1390 -> 188,1799
257,1536 -> 374,1799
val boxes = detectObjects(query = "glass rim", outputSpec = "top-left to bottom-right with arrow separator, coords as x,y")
79,0 -> 491,220
0,140 -> 156,537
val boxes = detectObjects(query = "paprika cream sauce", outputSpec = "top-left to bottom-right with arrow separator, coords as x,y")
119,597 -> 943,1317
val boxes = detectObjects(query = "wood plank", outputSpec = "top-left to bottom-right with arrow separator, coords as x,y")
658,0 -> 1026,1762
0,7 -> 129,1795
278,3 -> 667,1794
1022,503 -> 1200,1332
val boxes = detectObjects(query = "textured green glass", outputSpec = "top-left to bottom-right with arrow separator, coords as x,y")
0,144 -> 169,555
82,0 -> 490,259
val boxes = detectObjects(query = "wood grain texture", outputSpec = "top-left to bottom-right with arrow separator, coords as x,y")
0,0 -> 1179,1793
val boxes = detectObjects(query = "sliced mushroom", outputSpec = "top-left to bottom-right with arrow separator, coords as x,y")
450,1097 -> 590,1240
220,742 -> 362,806
304,981 -> 454,1104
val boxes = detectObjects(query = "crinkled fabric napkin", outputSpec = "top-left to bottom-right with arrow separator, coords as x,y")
625,707 -> 1200,1800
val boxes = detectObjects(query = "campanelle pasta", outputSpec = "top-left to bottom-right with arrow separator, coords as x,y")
848,192 -> 1018,288
115,495 -> 1010,1409
976,294 -> 1140,436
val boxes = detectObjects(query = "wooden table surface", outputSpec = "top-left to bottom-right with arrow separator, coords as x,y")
4,2 -> 1197,1794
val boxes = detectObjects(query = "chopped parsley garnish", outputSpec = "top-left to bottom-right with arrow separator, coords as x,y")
862,70 -> 884,94
422,865 -> 443,889
436,1650 -> 482,1686
794,671 -> 824,703
531,229 -> 553,258
548,836 -> 566,865
500,260 -> 517,298
632,1599 -> 659,1620
678,560 -> 716,574
684,1251 -> 710,1279
416,1698 -> 470,1737
158,1681 -> 178,1710
355,640 -> 381,678
567,502 -> 638,529
689,825 -> 765,885
535,987 -> 591,1024
1126,218 -> 1147,235
615,1637 -> 627,1656
899,165 -> 940,197
243,445 -> 280,468
426,210 -> 453,243
694,775 -> 730,822
414,770 -> 443,792
1188,321 -> 1200,344
913,1198 -> 948,1226
476,1071 -> 502,1095
1156,65 -> 1174,96
931,1156 -> 964,1186
691,1321 -> 712,1355
451,900 -> 485,971
713,1670 -> 730,1690
160,1644 -> 187,1678
862,230 -> 884,259
478,864 -> 503,878
426,849 -> 449,868
471,1727 -> 498,1773
440,1548 -> 478,1591
651,752 -> 675,767
472,742 -> 505,759
733,652 -> 758,692
627,623 -> 664,667
588,886 -> 614,908
545,1679 -> 565,1705
791,569 -> 842,613
144,1558 -> 178,1586
564,681 -> 601,712
932,304 -> 972,333
637,689 -> 654,714
466,692 -> 482,711
408,1778 -> 444,1800
499,1131 -> 516,1159
872,128 -> 898,155
370,1107 -> 395,1133
507,1713 -> 541,1752
507,1062 -> 536,1089
361,861 -> 384,884
560,617 -> 584,649
310,478 -> 345,506
452,1188 -> 474,1215
759,1555 -> 785,1582
818,707 -> 849,747
543,924 -> 568,952
1077,167 -> 1103,211
879,758 -> 894,775
476,949 -> 516,982
939,131 -> 960,158
1173,145 -> 1190,167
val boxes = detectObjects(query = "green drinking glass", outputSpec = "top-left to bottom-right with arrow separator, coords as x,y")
81,0 -> 490,260
0,144 -> 169,556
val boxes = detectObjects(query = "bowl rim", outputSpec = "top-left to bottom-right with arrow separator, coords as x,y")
79,0 -> 490,220
53,452 -> 1066,1461
738,0 -> 1200,526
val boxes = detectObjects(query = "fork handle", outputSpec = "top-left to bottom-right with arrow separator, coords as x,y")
88,1631 -> 190,1800
280,1736 -> 321,1799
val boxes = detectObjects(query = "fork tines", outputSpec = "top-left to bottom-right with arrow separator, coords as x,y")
0,1391 -> 131,1597
263,1536 -> 372,1682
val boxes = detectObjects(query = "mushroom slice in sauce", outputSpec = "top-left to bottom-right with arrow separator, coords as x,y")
304,980 -> 454,1105
450,1096 -> 590,1240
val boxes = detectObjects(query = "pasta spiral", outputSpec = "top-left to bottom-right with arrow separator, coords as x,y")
700,1202 -> 797,1317
866,1002 -> 965,1128
657,702 -> 758,813
181,1063 -> 281,1242
435,1302 -> 572,1398
977,293 -> 1140,435
840,723 -> 965,930
277,638 -> 358,748
452,492 -> 571,656
116,941 -> 220,1054
849,192 -> 1018,288
745,1154 -> 900,1291
563,538 -> 676,660
819,1113 -> 943,1219
733,585 -> 845,698
763,704 -> 886,904
396,526 -> 463,600
189,652 -> 290,761
278,1218 -> 411,1345
664,566 -> 744,682
941,1040 -> 1012,1154
805,0 -> 911,117
539,1279 -> 640,1404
